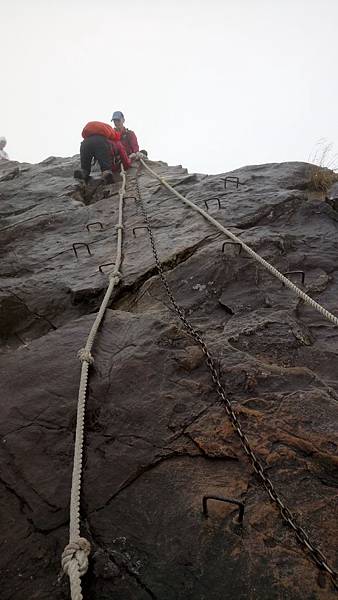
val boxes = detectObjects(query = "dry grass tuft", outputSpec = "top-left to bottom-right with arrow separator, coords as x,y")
307,140 -> 338,193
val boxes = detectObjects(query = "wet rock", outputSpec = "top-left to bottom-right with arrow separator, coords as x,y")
0,157 -> 338,599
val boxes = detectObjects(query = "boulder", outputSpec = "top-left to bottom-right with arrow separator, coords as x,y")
0,157 -> 337,599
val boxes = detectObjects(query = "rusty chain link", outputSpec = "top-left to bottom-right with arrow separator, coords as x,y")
133,164 -> 337,590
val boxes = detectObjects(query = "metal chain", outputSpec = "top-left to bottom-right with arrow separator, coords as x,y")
133,164 -> 338,589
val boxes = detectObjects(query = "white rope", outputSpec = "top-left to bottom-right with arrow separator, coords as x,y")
62,166 -> 126,599
140,159 -> 338,327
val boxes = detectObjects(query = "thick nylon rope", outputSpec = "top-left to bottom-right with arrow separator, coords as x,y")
140,159 -> 338,327
61,167 -> 126,600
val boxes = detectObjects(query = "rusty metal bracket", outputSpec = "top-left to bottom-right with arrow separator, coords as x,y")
98,262 -> 116,273
132,226 -> 148,236
204,197 -> 225,211
222,176 -> 240,189
222,241 -> 242,255
283,270 -> 305,286
72,242 -> 92,258
202,495 -> 244,523
86,221 -> 103,231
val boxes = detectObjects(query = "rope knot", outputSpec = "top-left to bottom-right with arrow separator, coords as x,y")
78,348 -> 94,364
115,224 -> 124,231
61,537 -> 91,578
109,270 -> 122,284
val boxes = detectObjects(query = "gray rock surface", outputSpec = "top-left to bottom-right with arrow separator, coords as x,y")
0,156 -> 337,599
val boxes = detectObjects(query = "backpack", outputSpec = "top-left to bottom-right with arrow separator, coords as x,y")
82,122 -> 120,142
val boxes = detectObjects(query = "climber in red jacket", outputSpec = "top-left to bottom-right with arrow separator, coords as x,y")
74,121 -> 131,183
111,111 -> 141,158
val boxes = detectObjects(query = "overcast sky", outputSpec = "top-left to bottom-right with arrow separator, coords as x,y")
2,0 -> 337,174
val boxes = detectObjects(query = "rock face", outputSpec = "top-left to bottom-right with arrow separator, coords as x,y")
0,156 -> 338,600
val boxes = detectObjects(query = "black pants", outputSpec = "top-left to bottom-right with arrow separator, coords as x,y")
80,135 -> 112,176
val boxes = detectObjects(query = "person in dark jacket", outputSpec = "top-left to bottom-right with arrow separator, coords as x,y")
111,111 -> 140,157
74,121 -> 131,183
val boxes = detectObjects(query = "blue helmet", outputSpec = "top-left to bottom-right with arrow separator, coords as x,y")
111,111 -> 124,121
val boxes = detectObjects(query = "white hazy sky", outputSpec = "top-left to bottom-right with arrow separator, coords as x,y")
2,0 -> 338,174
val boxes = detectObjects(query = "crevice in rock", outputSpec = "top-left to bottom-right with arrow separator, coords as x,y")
233,195 -> 305,230
168,401 -> 217,439
219,301 -> 234,315
3,420 -> 72,438
6,290 -> 57,331
26,518 -> 68,535
115,433 -> 179,453
69,179 -> 120,206
1,443 -> 61,512
91,451 -> 229,515
107,552 -> 159,600
1,203 -> 37,218
0,207 -> 75,232
112,232 -> 221,309
0,474 -> 33,514
185,432 -> 239,462
69,286 -> 105,308
0,166 -> 20,182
